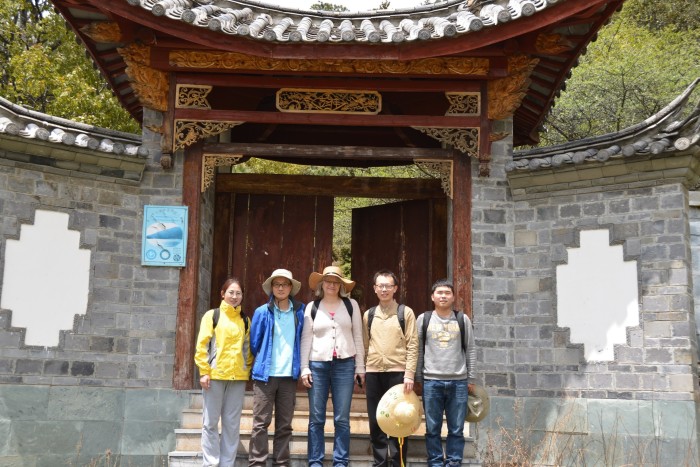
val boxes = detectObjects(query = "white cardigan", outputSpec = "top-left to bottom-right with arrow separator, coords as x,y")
300,298 -> 366,376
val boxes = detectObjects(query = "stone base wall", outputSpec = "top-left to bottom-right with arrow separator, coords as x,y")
0,384 -> 190,467
477,396 -> 699,465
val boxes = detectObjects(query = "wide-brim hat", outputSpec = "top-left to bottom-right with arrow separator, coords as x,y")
262,269 -> 302,296
376,384 -> 423,438
308,265 -> 355,293
466,384 -> 490,423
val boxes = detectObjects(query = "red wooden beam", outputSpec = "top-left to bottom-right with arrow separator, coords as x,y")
175,108 -> 481,128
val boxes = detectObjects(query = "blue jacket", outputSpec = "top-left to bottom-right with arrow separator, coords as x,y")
250,296 -> 305,382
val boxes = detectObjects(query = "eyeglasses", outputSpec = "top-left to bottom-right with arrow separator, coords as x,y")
272,282 -> 291,288
374,284 -> 396,290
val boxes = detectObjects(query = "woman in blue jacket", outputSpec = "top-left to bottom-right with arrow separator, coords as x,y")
248,269 -> 305,467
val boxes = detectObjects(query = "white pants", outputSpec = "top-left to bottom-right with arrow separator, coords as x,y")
202,380 -> 246,467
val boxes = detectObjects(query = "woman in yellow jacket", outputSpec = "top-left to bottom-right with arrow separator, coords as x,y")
195,277 -> 253,467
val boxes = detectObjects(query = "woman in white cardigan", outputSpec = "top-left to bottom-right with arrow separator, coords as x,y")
300,265 -> 365,467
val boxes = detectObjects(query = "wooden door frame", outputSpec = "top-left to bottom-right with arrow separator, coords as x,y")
173,168 -> 472,389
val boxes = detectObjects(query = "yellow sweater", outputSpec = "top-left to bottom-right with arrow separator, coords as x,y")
195,301 -> 253,380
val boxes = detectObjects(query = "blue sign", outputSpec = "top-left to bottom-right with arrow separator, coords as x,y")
142,205 -> 188,267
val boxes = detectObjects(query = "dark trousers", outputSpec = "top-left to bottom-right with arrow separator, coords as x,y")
248,377 -> 297,466
365,371 -> 408,467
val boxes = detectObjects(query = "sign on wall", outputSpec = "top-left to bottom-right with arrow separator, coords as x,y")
142,205 -> 188,267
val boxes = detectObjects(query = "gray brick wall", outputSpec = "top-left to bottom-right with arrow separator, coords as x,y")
471,119 -> 699,402
0,109 -> 187,389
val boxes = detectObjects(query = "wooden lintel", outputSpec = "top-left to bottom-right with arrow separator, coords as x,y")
174,73 -> 483,93
216,173 -> 445,199
203,143 -> 453,161
176,109 -> 481,128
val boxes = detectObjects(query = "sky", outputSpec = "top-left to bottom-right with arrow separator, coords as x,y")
282,1 -> 430,11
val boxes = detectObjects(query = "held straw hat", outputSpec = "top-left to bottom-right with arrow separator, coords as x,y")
466,384 -> 490,423
308,265 -> 355,292
376,384 -> 423,438
262,269 -> 302,296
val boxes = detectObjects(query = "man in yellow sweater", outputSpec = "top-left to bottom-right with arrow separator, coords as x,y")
362,270 -> 419,466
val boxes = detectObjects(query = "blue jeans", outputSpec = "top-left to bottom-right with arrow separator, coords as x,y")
422,379 -> 469,467
307,358 -> 356,467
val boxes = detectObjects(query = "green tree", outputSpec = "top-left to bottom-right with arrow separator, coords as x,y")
540,4 -> 700,146
309,2 -> 349,11
0,0 -> 138,133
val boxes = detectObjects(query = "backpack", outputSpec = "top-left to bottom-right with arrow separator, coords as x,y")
212,307 -> 249,333
310,297 -> 353,320
421,310 -> 466,354
367,304 -> 406,339
209,308 -> 250,366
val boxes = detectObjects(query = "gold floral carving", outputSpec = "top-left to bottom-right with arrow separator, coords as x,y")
535,33 -> 575,55
488,54 -> 539,121
169,50 -> 490,76
176,85 -> 213,109
201,154 -> 244,192
415,159 -> 452,198
118,44 -> 169,112
276,89 -> 381,114
445,92 -> 481,116
80,22 -> 121,43
412,127 -> 480,158
174,120 -> 243,151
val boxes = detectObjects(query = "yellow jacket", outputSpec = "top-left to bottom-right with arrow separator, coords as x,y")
195,301 -> 253,380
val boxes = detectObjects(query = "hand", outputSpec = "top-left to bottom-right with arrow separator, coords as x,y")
301,373 -> 313,388
403,378 -> 414,394
200,374 -> 211,390
355,373 -> 365,390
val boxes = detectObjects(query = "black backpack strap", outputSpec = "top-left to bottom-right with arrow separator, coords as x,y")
367,306 -> 377,338
311,299 -> 321,320
342,297 -> 353,318
397,304 -> 406,335
421,310 -> 432,356
212,308 -> 220,330
454,310 -> 466,354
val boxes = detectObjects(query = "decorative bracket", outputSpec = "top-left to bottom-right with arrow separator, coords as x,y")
201,154 -> 244,192
173,120 -> 244,151
176,84 -> 212,109
414,159 -> 453,198
412,127 -> 480,158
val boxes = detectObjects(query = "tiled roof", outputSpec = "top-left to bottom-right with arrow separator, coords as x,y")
127,0 -> 553,43
508,78 -> 700,172
0,97 -> 148,181
0,97 -> 147,158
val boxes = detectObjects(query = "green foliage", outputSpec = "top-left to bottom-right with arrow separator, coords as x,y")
625,0 -> 700,31
309,2 -> 349,11
540,6 -> 700,146
0,0 -> 139,133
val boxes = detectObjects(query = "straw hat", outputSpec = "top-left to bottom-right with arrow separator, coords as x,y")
308,265 -> 355,292
466,384 -> 490,423
262,269 -> 301,296
376,384 -> 423,438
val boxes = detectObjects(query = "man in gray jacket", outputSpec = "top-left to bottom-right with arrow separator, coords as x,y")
416,279 -> 476,467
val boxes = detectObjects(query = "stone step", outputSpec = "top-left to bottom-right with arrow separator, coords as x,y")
168,451 -> 481,467
171,391 -> 479,465
188,389 -> 369,413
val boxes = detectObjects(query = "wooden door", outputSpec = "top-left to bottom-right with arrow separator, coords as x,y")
212,193 -> 334,317
350,199 -> 447,314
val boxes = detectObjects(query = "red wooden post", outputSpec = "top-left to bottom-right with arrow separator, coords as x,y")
173,141 -> 203,389
451,149 -> 473,317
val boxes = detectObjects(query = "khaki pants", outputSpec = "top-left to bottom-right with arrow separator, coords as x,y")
248,377 -> 297,466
